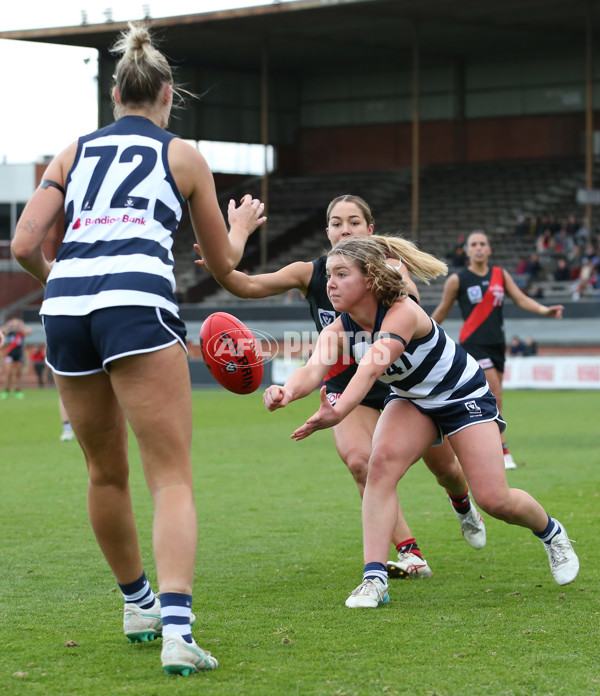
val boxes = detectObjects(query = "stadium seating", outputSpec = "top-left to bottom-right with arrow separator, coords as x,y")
186,157 -> 595,306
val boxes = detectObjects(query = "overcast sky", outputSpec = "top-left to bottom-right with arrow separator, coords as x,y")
0,0 -> 289,164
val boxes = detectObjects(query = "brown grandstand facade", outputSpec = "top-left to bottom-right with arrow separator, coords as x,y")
1,0 -> 599,320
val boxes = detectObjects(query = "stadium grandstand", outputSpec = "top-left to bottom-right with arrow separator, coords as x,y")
1,0 -> 600,388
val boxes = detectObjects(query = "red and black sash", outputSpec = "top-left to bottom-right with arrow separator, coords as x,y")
459,266 -> 504,343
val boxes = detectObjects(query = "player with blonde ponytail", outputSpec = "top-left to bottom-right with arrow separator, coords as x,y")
370,234 -> 448,285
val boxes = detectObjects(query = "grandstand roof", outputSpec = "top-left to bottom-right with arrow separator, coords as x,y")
1,0 -> 598,71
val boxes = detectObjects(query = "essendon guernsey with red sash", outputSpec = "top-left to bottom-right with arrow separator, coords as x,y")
456,266 -> 505,347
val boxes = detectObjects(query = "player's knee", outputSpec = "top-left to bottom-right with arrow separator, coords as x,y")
343,449 -> 369,486
365,446 -> 399,486
473,490 -> 512,521
426,455 -> 461,483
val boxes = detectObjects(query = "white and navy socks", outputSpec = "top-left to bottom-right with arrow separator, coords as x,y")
363,561 -> 388,586
533,515 -> 561,544
160,592 -> 194,644
118,570 -> 156,609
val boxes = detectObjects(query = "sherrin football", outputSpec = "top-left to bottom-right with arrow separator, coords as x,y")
199,312 -> 264,394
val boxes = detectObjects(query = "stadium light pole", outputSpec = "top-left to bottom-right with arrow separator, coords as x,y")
584,2 -> 594,233
260,40 -> 269,268
411,20 -> 420,245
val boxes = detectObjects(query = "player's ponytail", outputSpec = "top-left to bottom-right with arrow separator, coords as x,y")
371,234 -> 448,285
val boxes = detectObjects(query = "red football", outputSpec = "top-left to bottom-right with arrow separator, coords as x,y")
199,312 -> 264,394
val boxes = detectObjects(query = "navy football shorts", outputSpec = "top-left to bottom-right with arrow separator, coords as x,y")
461,341 -> 506,373
43,306 -> 187,376
385,389 -> 506,446
5,346 -> 24,363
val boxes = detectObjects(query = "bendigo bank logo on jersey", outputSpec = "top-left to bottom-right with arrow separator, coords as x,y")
73,214 -> 147,229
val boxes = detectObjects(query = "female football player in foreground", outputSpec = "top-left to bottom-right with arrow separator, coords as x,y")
263,236 -> 579,608
197,195 -> 486,580
11,23 -> 265,674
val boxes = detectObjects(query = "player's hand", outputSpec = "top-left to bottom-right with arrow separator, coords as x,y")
263,384 -> 292,411
193,243 -> 210,273
546,304 -> 564,319
291,386 -> 341,441
228,195 -> 267,238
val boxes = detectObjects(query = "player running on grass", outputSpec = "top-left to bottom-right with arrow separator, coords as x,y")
197,194 -> 486,578
263,236 -> 579,608
432,230 -> 564,470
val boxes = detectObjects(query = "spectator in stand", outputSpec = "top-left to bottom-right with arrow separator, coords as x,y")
515,257 -> 528,275
513,216 -> 529,236
524,252 -> 543,283
523,337 -> 538,356
572,244 -> 600,300
547,214 -> 561,234
554,226 -> 574,256
449,244 -> 467,268
509,336 -> 525,357
527,284 -> 545,299
445,233 -> 466,268
528,216 -> 540,236
553,257 -> 571,282
536,215 -> 552,236
565,214 -> 579,237
568,243 -> 583,276
30,345 -> 47,388
536,229 -> 555,257
574,223 -> 590,247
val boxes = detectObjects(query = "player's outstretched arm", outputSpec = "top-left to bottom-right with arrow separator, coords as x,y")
292,304 -> 417,440
194,248 -> 312,300
290,386 -> 341,440
504,270 -> 564,318
263,359 -> 330,411
263,322 -> 342,412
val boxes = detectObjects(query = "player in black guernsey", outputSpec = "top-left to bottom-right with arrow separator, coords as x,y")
432,230 -> 564,469
1,317 -> 32,399
197,194 -> 486,577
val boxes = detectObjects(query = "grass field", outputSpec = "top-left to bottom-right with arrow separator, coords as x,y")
1,388 -> 598,696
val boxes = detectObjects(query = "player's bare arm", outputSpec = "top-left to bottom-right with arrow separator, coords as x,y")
11,145 -> 75,285
195,257 -> 313,299
292,303 -> 418,441
431,273 -> 460,323
504,270 -> 564,318
264,320 -> 343,411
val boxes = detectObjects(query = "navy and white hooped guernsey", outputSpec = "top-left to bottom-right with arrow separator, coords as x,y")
41,116 -> 184,318
340,303 -> 490,411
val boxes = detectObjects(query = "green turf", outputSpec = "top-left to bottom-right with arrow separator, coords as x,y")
1,388 -> 598,695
